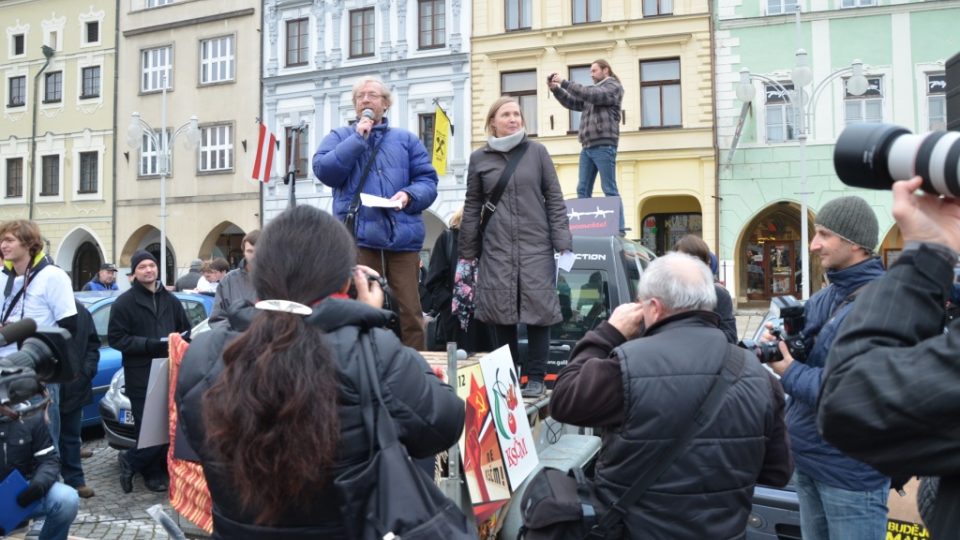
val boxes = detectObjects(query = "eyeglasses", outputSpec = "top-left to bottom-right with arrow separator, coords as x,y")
356,92 -> 383,100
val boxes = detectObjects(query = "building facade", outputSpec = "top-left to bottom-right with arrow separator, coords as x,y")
471,0 -> 717,255
1,0 -> 116,289
261,0 -> 471,252
116,0 -> 260,284
715,0 -> 960,302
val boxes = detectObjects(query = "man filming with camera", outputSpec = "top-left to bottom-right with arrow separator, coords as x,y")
764,195 -> 889,539
818,176 -> 960,537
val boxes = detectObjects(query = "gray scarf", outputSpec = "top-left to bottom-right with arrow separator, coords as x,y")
487,129 -> 526,153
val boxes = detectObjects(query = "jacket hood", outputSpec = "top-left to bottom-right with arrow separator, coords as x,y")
642,309 -> 721,337
306,298 -> 397,333
825,257 -> 885,294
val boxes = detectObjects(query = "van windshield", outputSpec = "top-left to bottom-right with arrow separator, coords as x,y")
554,269 -> 611,342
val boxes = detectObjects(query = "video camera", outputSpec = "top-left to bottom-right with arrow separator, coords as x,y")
740,295 -> 808,364
0,318 -> 75,408
834,52 -> 959,194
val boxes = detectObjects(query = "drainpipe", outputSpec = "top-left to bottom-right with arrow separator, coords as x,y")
28,45 -> 55,221
708,4 -> 721,259
111,0 -> 120,263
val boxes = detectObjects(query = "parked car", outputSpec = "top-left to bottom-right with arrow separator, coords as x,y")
75,290 -> 213,432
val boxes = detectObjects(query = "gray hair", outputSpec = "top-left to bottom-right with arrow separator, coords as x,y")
637,252 -> 717,314
351,76 -> 392,108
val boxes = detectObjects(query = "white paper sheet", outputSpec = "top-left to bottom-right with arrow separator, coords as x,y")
360,193 -> 403,209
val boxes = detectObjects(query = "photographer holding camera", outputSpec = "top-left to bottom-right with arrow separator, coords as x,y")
764,195 -> 890,539
819,176 -> 960,536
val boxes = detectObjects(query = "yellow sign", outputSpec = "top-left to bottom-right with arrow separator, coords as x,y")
432,105 -> 450,175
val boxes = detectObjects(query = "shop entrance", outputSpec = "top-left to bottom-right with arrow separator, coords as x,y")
738,202 -> 820,302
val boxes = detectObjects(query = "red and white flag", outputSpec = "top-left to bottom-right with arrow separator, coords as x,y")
252,122 -> 277,183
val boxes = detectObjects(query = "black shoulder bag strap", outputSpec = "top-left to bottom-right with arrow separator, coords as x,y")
345,132 -> 389,223
587,343 -> 746,538
479,142 -> 529,234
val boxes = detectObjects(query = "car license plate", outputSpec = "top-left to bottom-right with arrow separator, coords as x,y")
120,409 -> 135,426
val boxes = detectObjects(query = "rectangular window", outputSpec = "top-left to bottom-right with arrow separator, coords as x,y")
573,0 -> 600,23
141,46 -> 172,92
419,113 -> 435,156
767,0 -> 798,14
139,130 -> 170,176
44,71 -> 62,103
928,73 -> 947,131
840,0 -> 875,7
5,158 -> 22,198
8,76 -> 26,107
284,126 -> 310,179
506,0 -> 532,31
81,66 -> 100,98
643,0 -> 673,16
78,152 -> 98,193
501,70 -> 538,135
844,76 -> 883,125
199,125 -> 233,172
13,34 -> 24,56
146,0 -> 174,7
765,83 -> 797,143
640,59 -> 681,127
285,18 -> 308,67
41,155 -> 59,196
350,8 -> 375,58
200,36 -> 235,84
568,65 -> 592,132
418,0 -> 445,49
85,21 -> 99,44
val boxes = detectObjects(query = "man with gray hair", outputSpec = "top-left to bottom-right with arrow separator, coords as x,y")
313,76 -> 438,349
552,253 -> 791,538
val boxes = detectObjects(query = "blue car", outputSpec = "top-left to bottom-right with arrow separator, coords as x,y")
74,291 -> 214,428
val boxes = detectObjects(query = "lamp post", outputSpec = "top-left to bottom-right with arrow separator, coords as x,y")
737,51 -> 868,299
126,75 -> 199,286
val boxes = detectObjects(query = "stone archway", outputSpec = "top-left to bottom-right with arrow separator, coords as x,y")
56,226 -> 105,290
120,226 -> 176,287
198,222 -> 247,269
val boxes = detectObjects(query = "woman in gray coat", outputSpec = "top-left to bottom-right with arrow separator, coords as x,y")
459,96 -> 572,397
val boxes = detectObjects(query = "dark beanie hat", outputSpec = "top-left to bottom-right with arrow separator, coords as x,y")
130,250 -> 158,271
815,196 -> 879,253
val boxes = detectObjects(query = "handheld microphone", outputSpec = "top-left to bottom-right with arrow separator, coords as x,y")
0,318 -> 37,348
361,108 -> 374,139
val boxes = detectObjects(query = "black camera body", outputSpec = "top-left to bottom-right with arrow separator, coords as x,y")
740,295 -> 808,364
0,326 -> 73,406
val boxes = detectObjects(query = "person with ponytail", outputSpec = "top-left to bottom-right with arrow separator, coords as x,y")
176,205 -> 465,539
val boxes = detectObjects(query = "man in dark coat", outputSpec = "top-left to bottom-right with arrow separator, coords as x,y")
174,259 -> 203,292
108,250 -> 191,494
59,301 -> 100,499
819,176 -> 960,538
552,253 -> 792,538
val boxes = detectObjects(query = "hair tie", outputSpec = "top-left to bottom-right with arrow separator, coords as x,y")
254,300 -> 313,316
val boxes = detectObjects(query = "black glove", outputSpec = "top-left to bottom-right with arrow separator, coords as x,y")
147,338 -> 169,357
16,483 -> 44,507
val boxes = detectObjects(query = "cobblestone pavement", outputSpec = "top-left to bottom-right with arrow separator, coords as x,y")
67,435 -> 190,540
735,306 -> 769,342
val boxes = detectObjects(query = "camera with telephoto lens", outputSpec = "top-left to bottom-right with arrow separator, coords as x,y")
739,295 -> 808,363
0,325 -> 74,412
834,53 -> 959,195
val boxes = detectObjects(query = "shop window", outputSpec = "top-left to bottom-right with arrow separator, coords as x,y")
640,213 -> 702,256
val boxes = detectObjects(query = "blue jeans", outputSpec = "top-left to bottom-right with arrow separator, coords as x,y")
577,145 -> 625,233
28,482 -> 79,540
58,407 -> 85,488
794,470 -> 889,540
45,383 -> 60,453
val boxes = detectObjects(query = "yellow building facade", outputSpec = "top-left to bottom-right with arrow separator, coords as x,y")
0,0 -> 116,289
471,0 -> 716,254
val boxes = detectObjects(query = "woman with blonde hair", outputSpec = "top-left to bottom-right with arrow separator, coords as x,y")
458,96 -> 572,397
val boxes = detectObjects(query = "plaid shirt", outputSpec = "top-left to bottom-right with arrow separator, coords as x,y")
551,76 -> 624,148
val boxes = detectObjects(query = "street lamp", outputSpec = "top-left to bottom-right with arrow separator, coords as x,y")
737,50 -> 868,299
126,74 -> 199,286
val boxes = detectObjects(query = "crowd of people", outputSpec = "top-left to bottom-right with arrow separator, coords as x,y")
0,67 -> 955,540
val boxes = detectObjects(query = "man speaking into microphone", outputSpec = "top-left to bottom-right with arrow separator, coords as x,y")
313,76 -> 438,350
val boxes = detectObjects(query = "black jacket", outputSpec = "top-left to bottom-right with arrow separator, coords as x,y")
552,311 -> 792,539
108,280 -> 191,371
0,413 -> 59,501
175,270 -> 201,292
176,298 -> 465,539
820,244 -> 960,537
714,284 -> 738,344
60,301 -> 100,413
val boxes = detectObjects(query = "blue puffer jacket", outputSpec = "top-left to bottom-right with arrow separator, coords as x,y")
781,257 -> 888,490
313,118 -> 438,252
